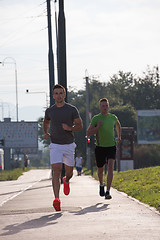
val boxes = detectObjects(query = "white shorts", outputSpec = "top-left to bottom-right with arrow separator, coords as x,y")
49,142 -> 76,167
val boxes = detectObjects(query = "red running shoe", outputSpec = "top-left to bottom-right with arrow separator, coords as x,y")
63,176 -> 70,195
53,198 -> 61,211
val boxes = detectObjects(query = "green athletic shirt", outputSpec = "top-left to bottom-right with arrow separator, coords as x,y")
91,113 -> 118,147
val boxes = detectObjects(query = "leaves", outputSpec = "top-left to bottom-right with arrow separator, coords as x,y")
38,65 -> 160,163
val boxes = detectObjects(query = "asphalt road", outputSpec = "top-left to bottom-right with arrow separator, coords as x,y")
0,169 -> 160,240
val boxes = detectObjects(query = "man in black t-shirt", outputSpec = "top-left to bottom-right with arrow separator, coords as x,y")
43,84 -> 83,211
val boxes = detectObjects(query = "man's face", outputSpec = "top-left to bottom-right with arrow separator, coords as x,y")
53,88 -> 66,103
99,101 -> 109,115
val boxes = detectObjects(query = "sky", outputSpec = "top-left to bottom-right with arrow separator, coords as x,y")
0,0 -> 160,121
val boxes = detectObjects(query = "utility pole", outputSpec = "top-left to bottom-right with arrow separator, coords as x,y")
47,0 -> 55,106
85,72 -> 91,170
57,0 -> 67,100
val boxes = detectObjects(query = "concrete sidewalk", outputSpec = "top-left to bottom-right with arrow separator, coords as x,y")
0,169 -> 51,207
0,169 -> 160,240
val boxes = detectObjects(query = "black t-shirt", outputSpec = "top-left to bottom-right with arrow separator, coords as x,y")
45,103 -> 80,144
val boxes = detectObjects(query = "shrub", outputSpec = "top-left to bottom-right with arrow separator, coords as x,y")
134,145 -> 160,169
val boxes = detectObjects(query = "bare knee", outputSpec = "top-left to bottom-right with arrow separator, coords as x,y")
107,159 -> 115,172
98,167 -> 104,175
52,163 -> 62,178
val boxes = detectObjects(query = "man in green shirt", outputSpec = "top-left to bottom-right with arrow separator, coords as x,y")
87,98 -> 121,199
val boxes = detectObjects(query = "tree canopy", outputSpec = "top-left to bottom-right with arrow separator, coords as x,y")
38,65 -> 160,159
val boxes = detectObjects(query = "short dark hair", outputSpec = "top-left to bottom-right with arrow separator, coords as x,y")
99,98 -> 109,104
52,84 -> 66,93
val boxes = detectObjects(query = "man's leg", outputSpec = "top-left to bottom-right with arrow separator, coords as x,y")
64,164 -> 74,183
98,166 -> 105,196
97,166 -> 104,185
107,159 -> 115,191
51,163 -> 62,199
62,164 -> 73,195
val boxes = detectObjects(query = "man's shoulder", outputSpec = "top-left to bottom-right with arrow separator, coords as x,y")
93,113 -> 101,117
92,113 -> 101,119
64,103 -> 79,114
108,113 -> 117,117
65,103 -> 77,109
108,113 -> 118,121
45,104 -> 56,112
91,113 -> 101,124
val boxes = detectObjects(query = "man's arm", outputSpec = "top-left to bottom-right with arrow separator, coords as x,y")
43,119 -> 50,139
87,120 -> 102,137
62,117 -> 83,132
115,120 -> 121,144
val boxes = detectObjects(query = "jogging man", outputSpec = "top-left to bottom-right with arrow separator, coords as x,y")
87,98 -> 121,199
43,84 -> 83,211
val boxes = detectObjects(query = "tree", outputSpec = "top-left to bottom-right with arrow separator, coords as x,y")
38,117 -> 50,147
110,104 -> 137,129
107,71 -> 136,106
107,67 -> 160,110
130,66 -> 160,109
37,65 -> 160,163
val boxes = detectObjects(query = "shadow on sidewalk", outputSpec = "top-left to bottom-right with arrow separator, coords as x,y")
0,213 -> 62,236
70,203 -> 109,215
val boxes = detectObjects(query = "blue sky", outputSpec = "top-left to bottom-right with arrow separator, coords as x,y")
0,0 -> 160,120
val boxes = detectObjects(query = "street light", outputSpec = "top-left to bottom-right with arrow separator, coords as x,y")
0,57 -> 19,121
26,90 -> 49,108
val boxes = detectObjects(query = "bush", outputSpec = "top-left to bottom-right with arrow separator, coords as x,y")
134,145 -> 160,169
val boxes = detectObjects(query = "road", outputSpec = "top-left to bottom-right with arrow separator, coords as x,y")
0,169 -> 160,240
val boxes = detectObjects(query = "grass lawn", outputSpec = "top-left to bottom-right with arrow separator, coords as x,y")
0,168 -> 29,181
112,166 -> 160,212
84,166 -> 160,212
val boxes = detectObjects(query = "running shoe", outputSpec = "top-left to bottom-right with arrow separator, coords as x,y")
99,184 -> 105,197
63,176 -> 70,195
53,198 -> 61,211
105,190 -> 112,199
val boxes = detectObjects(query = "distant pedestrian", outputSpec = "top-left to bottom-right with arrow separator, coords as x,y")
43,84 -> 83,211
87,98 -> 121,199
75,153 -> 83,176
24,154 -> 29,168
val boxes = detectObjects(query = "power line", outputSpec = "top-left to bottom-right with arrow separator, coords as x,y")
0,2 -> 47,48
0,1 -> 46,26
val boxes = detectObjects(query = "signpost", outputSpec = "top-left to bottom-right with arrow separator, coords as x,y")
137,110 -> 160,144
0,118 -> 38,169
117,127 -> 134,172
0,121 -> 38,148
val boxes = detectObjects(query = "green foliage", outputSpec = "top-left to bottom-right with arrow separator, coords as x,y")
107,67 -> 160,110
38,117 -> 50,147
107,71 -> 135,106
29,149 -> 50,168
110,104 -> 137,128
0,168 -> 29,181
37,65 -> 160,168
112,166 -> 160,212
134,145 -> 160,168
84,166 -> 160,212
131,66 -> 160,109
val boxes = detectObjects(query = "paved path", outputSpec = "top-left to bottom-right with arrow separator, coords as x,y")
0,169 -> 160,240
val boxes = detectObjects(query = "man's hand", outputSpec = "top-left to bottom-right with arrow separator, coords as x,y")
97,120 -> 103,128
62,123 -> 72,131
44,133 -> 50,140
117,136 -> 121,144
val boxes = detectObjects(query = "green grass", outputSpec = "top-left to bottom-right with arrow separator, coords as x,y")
0,168 -> 29,181
83,166 -> 160,212
112,166 -> 160,212
1,166 -> 160,212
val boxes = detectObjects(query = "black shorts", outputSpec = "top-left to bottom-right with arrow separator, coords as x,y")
95,146 -> 116,168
